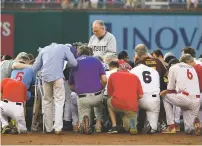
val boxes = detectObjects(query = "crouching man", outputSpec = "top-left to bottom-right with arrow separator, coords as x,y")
107,67 -> 143,134
1,78 -> 27,134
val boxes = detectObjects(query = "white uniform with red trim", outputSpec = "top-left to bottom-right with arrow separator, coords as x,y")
164,62 -> 200,132
130,64 -> 160,131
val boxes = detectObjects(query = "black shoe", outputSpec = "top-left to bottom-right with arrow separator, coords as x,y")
63,120 -> 73,131
143,121 -> 152,134
108,126 -> 118,134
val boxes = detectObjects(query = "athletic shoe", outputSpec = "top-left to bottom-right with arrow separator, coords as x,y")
193,117 -> 201,136
79,115 -> 92,134
162,124 -> 176,134
55,131 -> 62,135
129,118 -> 137,135
175,123 -> 180,132
95,122 -> 102,133
10,120 -> 18,134
108,126 -> 118,134
73,124 -> 79,132
160,121 -> 167,132
2,125 -> 11,134
143,121 -> 152,134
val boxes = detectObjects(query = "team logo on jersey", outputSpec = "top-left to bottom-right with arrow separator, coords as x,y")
93,46 -> 107,51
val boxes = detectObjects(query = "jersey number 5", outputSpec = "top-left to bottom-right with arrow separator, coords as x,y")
187,69 -> 193,80
142,71 -> 152,83
15,72 -> 24,81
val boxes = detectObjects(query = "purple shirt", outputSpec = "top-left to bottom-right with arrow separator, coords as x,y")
69,55 -> 106,94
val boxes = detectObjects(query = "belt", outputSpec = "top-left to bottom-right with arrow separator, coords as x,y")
152,94 -> 157,97
3,100 -> 22,106
168,90 -> 200,98
78,90 -> 102,98
181,91 -> 200,98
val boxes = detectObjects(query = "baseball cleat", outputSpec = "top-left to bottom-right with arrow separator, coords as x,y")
95,121 -> 102,133
108,126 -> 118,134
2,125 -> 11,134
129,118 -> 137,135
79,115 -> 92,134
143,121 -> 151,134
193,117 -> 201,136
55,131 -> 62,135
73,124 -> 79,132
162,124 -> 176,134
175,123 -> 180,132
10,120 -> 18,134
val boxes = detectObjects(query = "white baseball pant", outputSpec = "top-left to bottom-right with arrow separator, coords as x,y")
70,92 -> 79,125
43,78 -> 65,132
0,100 -> 27,133
173,106 -> 182,124
163,93 -> 200,132
138,94 -> 160,131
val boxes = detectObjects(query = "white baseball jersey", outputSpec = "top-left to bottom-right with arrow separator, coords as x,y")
130,64 -> 160,95
88,31 -> 117,57
167,62 -> 200,95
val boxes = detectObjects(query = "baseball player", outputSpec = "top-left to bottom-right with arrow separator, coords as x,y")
88,20 -> 117,57
160,54 -> 201,135
130,63 -> 160,133
1,78 -> 28,134
168,59 -> 182,132
10,55 -> 36,100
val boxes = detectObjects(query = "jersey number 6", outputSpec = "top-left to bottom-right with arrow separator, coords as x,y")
187,69 -> 193,80
15,72 -> 24,81
142,71 -> 152,83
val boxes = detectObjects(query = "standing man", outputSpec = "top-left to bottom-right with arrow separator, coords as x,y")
88,20 -> 117,57
130,64 -> 160,134
32,43 -> 77,134
69,45 -> 107,134
107,68 -> 143,134
160,54 -> 201,135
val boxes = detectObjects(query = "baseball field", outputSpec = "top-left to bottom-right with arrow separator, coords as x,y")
1,132 -> 201,145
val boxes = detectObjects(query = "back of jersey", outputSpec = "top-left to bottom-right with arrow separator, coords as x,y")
11,68 -> 35,90
130,64 -> 160,95
168,62 -> 200,95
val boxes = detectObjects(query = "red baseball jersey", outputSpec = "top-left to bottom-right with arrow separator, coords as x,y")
1,78 -> 28,102
107,72 -> 143,111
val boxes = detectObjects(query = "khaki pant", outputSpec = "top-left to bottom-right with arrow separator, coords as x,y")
43,78 -> 65,132
107,98 -> 137,132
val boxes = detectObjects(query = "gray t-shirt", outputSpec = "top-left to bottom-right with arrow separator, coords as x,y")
88,31 -> 117,57
1,60 -> 15,80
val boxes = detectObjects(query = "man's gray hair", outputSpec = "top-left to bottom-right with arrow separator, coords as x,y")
93,20 -> 106,29
134,44 -> 148,57
179,54 -> 194,63
103,52 -> 118,64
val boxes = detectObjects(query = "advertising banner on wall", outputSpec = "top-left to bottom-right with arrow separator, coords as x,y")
1,14 -> 14,57
89,15 -> 202,58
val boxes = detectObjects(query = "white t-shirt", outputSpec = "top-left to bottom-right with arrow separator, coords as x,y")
104,68 -> 118,95
130,64 -> 160,95
88,31 -> 117,57
167,62 -> 200,95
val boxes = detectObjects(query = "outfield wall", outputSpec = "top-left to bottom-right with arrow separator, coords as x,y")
1,11 -> 202,58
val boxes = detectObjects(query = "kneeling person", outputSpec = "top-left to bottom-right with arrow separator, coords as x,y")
107,68 -> 143,134
1,78 -> 28,134
130,64 -> 160,133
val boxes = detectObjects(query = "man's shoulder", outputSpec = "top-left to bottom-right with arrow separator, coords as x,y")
106,32 -> 115,38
